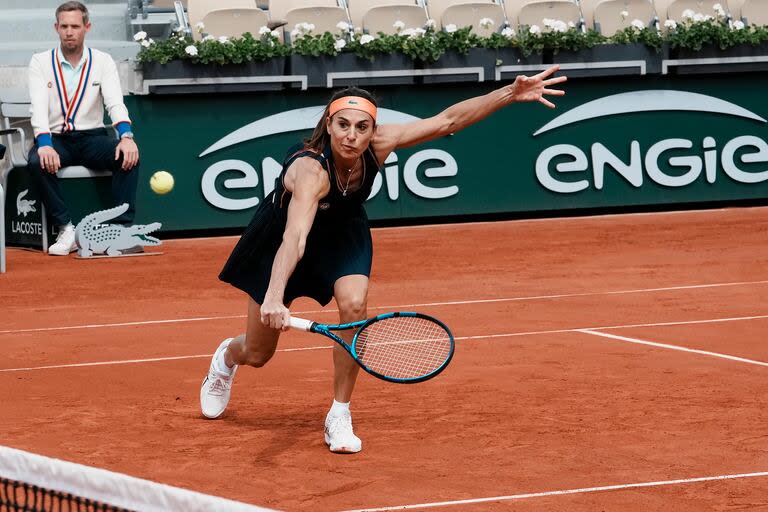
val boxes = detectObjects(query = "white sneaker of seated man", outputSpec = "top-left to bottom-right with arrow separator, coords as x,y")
48,223 -> 77,256
200,338 -> 238,419
324,410 -> 362,453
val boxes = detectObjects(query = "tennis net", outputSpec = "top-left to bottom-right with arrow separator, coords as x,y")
0,445 -> 274,512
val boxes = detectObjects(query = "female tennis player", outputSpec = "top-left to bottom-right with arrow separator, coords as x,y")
201,65 -> 567,453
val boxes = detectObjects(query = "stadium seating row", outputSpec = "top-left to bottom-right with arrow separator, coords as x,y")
147,0 -> 768,39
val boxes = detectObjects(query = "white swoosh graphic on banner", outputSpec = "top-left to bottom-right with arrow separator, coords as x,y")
199,106 -> 422,157
534,90 -> 767,136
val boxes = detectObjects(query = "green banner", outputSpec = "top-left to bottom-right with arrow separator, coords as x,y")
98,73 -> 768,231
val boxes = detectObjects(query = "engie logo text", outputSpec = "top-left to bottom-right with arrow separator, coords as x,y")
533,90 -> 768,193
198,107 -> 459,211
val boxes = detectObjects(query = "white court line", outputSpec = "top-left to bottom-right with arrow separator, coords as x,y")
0,345 -> 331,373
341,470 -> 768,511
157,205 -> 765,243
579,329 -> 768,368
364,204 -> 765,232
2,279 -> 767,335
2,314 -> 767,373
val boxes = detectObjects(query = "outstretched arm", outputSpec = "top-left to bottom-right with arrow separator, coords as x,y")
260,157 -> 330,330
372,65 -> 566,160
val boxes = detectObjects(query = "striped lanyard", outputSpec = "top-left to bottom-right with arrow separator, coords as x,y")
51,47 -> 92,133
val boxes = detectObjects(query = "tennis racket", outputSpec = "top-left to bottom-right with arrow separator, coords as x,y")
289,312 -> 454,384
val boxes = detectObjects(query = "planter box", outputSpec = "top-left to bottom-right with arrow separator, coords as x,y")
492,47 -> 545,82
141,59 -> 288,94
290,52 -> 416,88
419,48 -> 495,84
550,43 -> 663,77
668,42 -> 768,74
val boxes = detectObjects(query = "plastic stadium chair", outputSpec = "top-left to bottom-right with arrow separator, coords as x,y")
441,2 -> 506,34
594,0 -> 658,34
666,0 -> 718,21
348,0 -> 426,29
201,7 -> 271,38
284,6 -> 351,40
517,0 -> 582,29
0,133 -> 9,274
362,5 -> 430,34
187,0 -> 258,35
727,0 -> 746,20
740,0 -> 768,25
270,0 -> 341,23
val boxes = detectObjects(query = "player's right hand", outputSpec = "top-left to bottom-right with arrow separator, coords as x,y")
38,146 -> 61,174
260,299 -> 291,331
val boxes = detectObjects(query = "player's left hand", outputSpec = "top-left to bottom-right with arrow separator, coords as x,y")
115,137 -> 139,170
510,64 -> 567,108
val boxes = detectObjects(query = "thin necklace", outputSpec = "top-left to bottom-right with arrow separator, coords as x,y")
335,158 -> 361,196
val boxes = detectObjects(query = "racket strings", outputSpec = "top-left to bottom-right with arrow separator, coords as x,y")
355,316 -> 452,380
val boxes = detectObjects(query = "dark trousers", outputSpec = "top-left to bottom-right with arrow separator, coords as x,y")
27,128 -> 139,226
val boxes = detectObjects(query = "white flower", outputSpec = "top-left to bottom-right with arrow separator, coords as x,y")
271,30 -> 280,39
620,10 -> 629,19
336,21 -> 350,32
140,39 -> 151,48
568,20 -> 576,28
292,22 -> 314,39
713,3 -> 726,16
545,19 -> 567,32
425,18 -> 436,29
258,25 -> 271,35
703,14 -> 713,20
334,38 -> 346,50
682,9 -> 695,19
133,31 -> 147,41
360,34 -> 375,44
693,12 -> 705,22
529,24 -> 541,34
664,19 -> 677,29
202,34 -> 215,41
732,19 -> 745,29
393,20 -> 406,32
631,19 -> 645,29
479,17 -> 494,29
296,22 -> 314,34
173,26 -> 184,33
445,23 -> 458,33
195,21 -> 205,33
218,35 -> 229,43
410,27 -> 426,38
184,45 -> 198,56
501,26 -> 515,38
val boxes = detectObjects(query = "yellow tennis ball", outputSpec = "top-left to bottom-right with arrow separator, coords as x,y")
150,170 -> 174,195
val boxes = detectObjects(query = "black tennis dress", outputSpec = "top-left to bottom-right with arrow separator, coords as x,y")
219,143 -> 380,306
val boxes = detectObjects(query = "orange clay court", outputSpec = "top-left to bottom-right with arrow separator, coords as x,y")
1,205 -> 767,511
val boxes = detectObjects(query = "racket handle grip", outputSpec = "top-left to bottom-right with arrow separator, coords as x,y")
288,316 -> 313,331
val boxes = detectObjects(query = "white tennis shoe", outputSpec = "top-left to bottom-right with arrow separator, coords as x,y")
324,411 -> 362,453
48,224 -> 77,256
200,339 -> 237,419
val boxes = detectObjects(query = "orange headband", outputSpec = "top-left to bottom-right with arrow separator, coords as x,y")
328,96 -> 377,121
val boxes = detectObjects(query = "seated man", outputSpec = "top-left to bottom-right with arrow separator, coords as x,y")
28,1 -> 140,256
